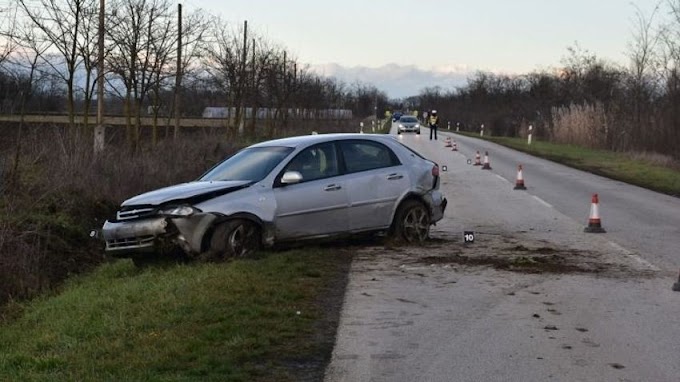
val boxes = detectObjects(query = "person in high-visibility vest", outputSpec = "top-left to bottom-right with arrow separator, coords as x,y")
429,110 -> 439,140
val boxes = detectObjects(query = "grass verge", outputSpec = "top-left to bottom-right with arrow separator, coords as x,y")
457,133 -> 680,197
0,248 -> 353,382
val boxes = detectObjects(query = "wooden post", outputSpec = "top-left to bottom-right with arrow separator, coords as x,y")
94,0 -> 105,153
173,2 -> 182,140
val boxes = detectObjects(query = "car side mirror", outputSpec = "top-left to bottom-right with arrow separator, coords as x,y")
281,171 -> 303,185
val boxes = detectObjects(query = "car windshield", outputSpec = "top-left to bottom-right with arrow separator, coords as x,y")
199,146 -> 294,182
400,116 -> 417,122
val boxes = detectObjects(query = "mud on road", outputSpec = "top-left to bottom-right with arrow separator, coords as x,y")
378,233 -> 658,278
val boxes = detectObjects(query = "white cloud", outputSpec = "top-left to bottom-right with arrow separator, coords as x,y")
308,63 -> 472,99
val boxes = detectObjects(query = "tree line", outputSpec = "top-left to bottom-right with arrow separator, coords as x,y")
404,2 -> 680,160
0,0 -> 388,145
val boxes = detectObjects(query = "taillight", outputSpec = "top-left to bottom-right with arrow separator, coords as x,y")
432,164 -> 439,177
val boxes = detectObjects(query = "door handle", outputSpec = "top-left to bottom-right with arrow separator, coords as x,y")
324,184 -> 342,191
387,173 -> 403,180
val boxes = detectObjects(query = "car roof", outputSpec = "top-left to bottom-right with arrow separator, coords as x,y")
248,133 -> 397,149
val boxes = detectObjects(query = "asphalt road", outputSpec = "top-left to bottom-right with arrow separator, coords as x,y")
325,124 -> 680,382
434,127 -> 680,270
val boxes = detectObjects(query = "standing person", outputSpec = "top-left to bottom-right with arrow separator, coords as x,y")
429,110 -> 439,140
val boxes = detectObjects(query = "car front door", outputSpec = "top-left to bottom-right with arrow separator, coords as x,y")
339,140 -> 410,231
273,142 -> 349,240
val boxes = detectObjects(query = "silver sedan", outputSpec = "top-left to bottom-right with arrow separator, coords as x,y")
100,134 -> 447,264
396,115 -> 421,134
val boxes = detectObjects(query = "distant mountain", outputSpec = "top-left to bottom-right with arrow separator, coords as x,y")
308,63 -> 472,99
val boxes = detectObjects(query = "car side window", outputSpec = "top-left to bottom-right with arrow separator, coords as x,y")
284,142 -> 339,182
340,141 -> 399,174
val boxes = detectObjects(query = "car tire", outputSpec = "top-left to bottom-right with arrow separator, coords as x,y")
397,130 -> 401,134
391,200 -> 430,243
416,130 -> 420,134
208,219 -> 261,259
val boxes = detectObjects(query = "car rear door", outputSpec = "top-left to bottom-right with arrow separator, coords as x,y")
339,140 -> 409,231
273,142 -> 349,239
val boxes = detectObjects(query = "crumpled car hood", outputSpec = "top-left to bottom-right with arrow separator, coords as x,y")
122,180 -> 252,206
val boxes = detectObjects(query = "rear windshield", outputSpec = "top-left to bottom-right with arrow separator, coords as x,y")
396,141 -> 427,160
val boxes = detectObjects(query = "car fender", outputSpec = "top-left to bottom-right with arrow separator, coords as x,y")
172,213 -> 218,254
389,191 -> 429,225
195,187 -> 278,250
210,211 -> 275,248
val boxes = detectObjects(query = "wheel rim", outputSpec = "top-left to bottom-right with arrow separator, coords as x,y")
227,223 -> 257,257
401,206 -> 430,243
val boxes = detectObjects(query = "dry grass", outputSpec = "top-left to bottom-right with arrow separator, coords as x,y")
551,102 -> 608,148
626,151 -> 680,170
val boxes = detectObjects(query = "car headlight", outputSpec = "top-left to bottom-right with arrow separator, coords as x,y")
415,124 -> 420,128
398,124 -> 404,128
159,205 -> 201,217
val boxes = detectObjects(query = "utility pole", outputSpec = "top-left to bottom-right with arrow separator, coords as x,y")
94,0 -> 105,153
250,37 -> 256,136
282,50 -> 288,124
173,1 -> 182,140
238,20 -> 247,135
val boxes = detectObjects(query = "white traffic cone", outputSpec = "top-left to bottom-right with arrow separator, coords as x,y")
481,151 -> 492,170
584,194 -> 606,233
513,165 -> 526,190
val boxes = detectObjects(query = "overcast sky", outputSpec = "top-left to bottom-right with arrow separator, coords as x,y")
189,0 -> 655,97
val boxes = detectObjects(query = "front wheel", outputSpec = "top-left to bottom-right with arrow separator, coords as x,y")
208,219 -> 261,259
391,200 -> 430,243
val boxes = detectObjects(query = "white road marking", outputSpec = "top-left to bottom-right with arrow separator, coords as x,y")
608,242 -> 660,271
532,195 -> 553,208
494,174 -> 510,183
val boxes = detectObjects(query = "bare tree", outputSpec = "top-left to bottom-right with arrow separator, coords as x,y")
626,2 -> 661,150
107,0 -> 176,148
17,0 -> 96,128
6,17 -> 53,186
203,17 -> 245,135
169,6 -> 211,139
74,0 -> 101,129
0,1 -> 19,66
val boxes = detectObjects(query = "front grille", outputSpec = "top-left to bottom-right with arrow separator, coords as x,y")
106,235 -> 155,249
117,206 -> 156,221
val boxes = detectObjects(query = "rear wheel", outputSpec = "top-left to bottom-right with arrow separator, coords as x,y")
391,200 -> 430,243
208,219 -> 261,259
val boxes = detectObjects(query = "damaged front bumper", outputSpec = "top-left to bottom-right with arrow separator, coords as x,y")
101,213 -> 217,257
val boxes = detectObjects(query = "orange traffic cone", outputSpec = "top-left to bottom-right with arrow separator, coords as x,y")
481,151 -> 492,170
513,165 -> 526,190
451,140 -> 458,151
584,194 -> 606,233
473,151 -> 482,166
673,269 -> 680,291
